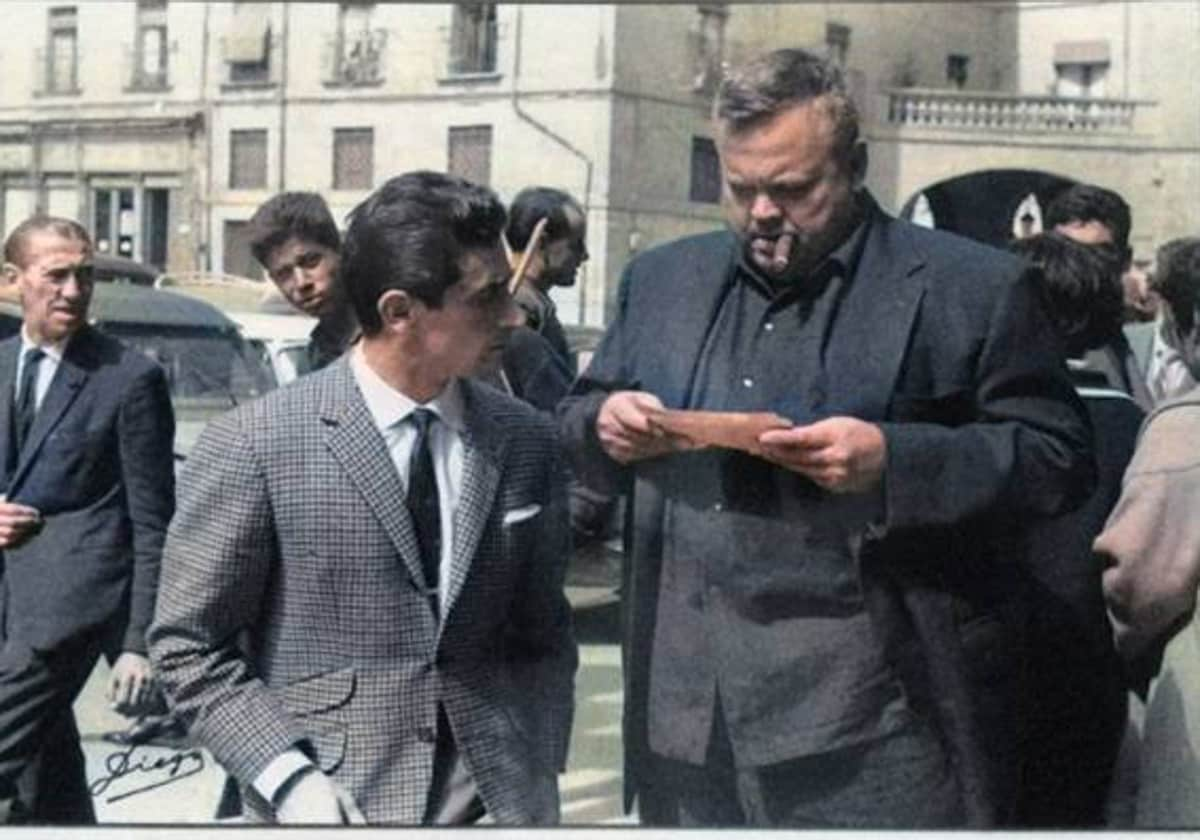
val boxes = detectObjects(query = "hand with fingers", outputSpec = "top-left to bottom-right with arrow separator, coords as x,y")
596,390 -> 690,464
758,416 -> 887,494
0,497 -> 42,549
108,652 -> 157,717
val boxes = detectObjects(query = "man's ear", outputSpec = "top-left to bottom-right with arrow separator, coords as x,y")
377,289 -> 414,331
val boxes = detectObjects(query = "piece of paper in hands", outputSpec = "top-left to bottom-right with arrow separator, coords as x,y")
646,408 -> 793,456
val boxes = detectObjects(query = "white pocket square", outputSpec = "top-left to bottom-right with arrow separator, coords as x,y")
502,504 -> 542,525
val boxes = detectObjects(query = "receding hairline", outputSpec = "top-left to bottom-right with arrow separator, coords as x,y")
4,217 -> 92,268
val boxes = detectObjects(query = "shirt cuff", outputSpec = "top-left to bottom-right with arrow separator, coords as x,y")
253,749 -> 316,804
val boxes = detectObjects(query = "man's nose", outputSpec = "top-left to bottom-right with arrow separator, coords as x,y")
60,274 -> 88,299
749,191 -> 781,220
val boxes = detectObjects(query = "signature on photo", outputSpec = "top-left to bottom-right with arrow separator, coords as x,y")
88,745 -> 207,804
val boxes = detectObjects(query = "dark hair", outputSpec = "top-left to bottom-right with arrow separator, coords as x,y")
714,48 -> 859,159
341,170 -> 507,336
1010,231 -> 1125,357
1044,184 -> 1132,260
504,189 -> 583,253
3,215 -> 91,267
247,192 -> 341,267
1151,237 -> 1200,336
505,187 -> 583,252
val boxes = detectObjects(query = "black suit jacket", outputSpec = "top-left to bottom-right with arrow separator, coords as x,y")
0,325 -> 175,655
559,198 -> 1095,826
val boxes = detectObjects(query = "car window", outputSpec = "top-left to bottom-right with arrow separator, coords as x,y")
99,323 -> 277,405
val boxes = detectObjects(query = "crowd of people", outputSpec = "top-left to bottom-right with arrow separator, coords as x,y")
0,45 -> 1197,827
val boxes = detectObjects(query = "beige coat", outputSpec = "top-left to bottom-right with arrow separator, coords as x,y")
1095,387 -> 1200,662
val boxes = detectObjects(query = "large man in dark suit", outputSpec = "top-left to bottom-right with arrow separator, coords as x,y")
559,49 -> 1094,827
150,171 -> 576,824
0,216 -> 175,822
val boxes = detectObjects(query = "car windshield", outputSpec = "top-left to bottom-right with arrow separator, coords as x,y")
100,323 -> 277,406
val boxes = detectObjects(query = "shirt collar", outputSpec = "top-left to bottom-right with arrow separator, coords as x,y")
350,346 -> 465,435
19,325 -> 71,364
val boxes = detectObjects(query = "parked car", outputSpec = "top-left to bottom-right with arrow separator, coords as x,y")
226,311 -> 317,385
0,283 -> 277,460
155,273 -> 318,386
90,254 -> 160,286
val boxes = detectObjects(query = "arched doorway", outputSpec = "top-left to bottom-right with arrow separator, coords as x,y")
900,170 -> 1077,248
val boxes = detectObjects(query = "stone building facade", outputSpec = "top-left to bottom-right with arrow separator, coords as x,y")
1,2 -> 1195,325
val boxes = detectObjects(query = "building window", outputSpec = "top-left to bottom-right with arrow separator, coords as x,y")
689,137 -> 721,204
41,6 -> 79,94
447,125 -> 492,186
225,1 -> 272,85
229,129 -> 268,190
328,2 -> 386,86
333,128 -> 374,190
1053,40 -> 1110,98
825,22 -> 850,67
448,3 -> 497,76
946,54 -> 969,89
130,0 -> 169,90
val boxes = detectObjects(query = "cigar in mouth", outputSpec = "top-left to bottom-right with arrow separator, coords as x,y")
771,234 -> 794,272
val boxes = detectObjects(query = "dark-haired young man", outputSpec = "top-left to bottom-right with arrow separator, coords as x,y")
1046,182 -> 1156,408
151,172 -> 576,825
560,48 -> 1093,827
247,191 -> 359,371
1009,232 -> 1141,826
505,187 -> 588,370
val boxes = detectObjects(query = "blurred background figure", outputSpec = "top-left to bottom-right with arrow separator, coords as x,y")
1093,237 -> 1200,828
1046,183 -> 1155,409
505,187 -> 588,373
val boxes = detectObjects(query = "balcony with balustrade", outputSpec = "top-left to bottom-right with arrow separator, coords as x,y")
878,87 -> 1156,143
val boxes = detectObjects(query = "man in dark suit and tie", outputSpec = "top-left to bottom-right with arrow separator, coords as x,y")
0,216 -> 176,822
150,171 -> 577,824
560,48 -> 1094,827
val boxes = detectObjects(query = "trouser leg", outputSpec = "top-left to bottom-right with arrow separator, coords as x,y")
0,637 -> 99,823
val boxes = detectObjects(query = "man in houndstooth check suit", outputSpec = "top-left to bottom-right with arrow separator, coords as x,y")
149,172 -> 577,825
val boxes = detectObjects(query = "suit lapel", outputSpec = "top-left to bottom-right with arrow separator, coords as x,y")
10,334 -> 89,492
318,361 -> 430,591
823,205 -> 928,420
638,233 -> 740,408
442,380 -> 505,626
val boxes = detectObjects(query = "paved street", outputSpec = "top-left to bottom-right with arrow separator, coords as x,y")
71,592 -> 629,825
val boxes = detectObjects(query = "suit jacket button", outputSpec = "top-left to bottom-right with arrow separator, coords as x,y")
418,726 -> 437,744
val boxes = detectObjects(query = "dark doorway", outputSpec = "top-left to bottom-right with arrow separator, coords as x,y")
900,170 -> 1077,248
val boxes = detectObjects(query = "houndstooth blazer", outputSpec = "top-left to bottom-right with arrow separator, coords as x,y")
148,357 -> 577,824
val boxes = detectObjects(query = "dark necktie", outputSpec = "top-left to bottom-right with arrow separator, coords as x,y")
406,408 -> 442,603
14,347 -> 45,454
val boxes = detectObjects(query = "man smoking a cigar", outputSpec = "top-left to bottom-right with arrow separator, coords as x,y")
559,48 -> 1093,827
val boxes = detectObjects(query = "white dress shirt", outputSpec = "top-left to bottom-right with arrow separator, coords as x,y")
15,327 -> 70,412
254,348 -> 468,804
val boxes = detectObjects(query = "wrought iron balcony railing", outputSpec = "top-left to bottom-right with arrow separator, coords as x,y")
323,29 -> 387,87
